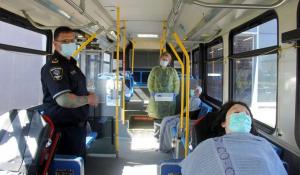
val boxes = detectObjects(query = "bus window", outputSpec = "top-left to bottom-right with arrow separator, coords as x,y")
207,43 -> 223,59
0,19 -> 48,115
295,0 -> 300,148
129,50 -> 160,69
230,11 -> 278,129
0,21 -> 47,51
192,48 -> 200,80
205,38 -> 223,105
233,19 -> 277,54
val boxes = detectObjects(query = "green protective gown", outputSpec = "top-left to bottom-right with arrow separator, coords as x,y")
146,66 -> 180,119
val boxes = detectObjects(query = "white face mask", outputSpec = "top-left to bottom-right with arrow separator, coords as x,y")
160,60 -> 169,67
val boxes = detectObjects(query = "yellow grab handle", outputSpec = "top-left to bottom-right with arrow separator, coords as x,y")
173,32 -> 191,158
122,20 -> 126,125
115,6 -> 120,156
168,43 -> 185,130
71,33 -> 97,58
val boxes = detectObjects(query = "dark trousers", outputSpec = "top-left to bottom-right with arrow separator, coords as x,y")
56,125 -> 86,158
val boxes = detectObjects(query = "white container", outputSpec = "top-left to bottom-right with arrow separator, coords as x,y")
154,93 -> 174,101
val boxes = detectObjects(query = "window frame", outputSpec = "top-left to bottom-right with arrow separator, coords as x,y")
229,10 -> 279,134
295,2 -> 300,149
191,46 -> 201,80
204,37 -> 224,106
0,7 -> 52,55
0,8 -> 51,113
103,51 -> 112,73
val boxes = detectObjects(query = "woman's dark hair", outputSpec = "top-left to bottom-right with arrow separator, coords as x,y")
210,101 -> 257,137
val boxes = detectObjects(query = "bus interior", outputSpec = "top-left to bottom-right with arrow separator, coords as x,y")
0,0 -> 300,175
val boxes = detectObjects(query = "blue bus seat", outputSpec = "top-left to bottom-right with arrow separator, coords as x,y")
49,155 -> 84,175
133,70 -> 150,87
190,112 -> 218,150
124,72 -> 134,101
171,126 -> 177,139
271,143 -> 282,156
50,123 -> 94,174
49,128 -> 97,174
160,159 -> 182,175
172,102 -> 212,138
270,143 -> 289,171
198,101 -> 213,117
173,102 -> 213,152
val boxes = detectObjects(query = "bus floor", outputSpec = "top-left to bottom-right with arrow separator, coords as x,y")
85,121 -> 171,175
86,87 -> 171,175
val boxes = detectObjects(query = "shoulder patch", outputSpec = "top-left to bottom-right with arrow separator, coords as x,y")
51,58 -> 59,64
50,67 -> 63,80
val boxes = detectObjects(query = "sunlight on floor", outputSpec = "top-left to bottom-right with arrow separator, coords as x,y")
130,131 -> 158,151
122,164 -> 157,175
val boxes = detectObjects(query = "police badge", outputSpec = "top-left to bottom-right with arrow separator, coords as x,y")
50,67 -> 63,80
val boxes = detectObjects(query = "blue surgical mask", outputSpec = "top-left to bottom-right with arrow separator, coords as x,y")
228,112 -> 252,133
61,43 -> 77,58
190,89 -> 195,97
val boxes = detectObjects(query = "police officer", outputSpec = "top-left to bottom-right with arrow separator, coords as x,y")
41,26 -> 98,157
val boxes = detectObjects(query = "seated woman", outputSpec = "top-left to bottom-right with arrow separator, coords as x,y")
159,86 -> 202,152
180,101 -> 287,175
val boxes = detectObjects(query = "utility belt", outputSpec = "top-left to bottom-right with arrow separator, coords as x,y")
56,121 -> 86,128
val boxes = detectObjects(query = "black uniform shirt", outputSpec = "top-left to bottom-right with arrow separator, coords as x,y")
41,51 -> 89,125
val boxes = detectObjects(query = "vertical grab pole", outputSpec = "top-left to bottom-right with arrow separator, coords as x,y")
115,6 -> 120,157
159,38 -> 163,55
131,40 -> 135,73
173,32 -> 190,158
162,21 -> 167,52
159,20 -> 167,55
122,20 -> 126,125
168,43 -> 185,131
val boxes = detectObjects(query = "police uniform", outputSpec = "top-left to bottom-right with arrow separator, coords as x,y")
41,51 -> 88,157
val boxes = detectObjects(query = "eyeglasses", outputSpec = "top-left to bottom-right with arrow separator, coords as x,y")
54,39 -> 75,44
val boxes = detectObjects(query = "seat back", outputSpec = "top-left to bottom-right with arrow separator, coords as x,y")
190,112 -> 218,149
270,143 -> 289,172
198,102 -> 213,117
160,159 -> 182,175
184,109 -> 200,120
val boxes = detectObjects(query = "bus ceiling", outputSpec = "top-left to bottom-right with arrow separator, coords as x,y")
192,0 -> 287,9
1,0 -> 289,51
